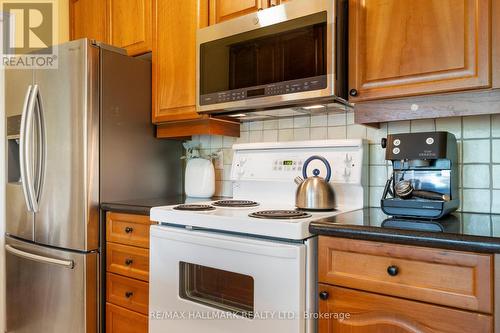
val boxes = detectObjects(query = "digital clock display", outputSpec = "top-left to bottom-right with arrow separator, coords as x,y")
283,160 -> 293,166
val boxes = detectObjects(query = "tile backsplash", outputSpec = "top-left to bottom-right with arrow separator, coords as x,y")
191,112 -> 500,214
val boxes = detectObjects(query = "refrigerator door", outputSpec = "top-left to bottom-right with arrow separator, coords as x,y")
5,68 -> 35,241
33,39 -> 100,251
5,236 -> 98,333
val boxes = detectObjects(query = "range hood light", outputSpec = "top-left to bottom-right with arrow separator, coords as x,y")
228,113 -> 247,117
302,105 -> 326,110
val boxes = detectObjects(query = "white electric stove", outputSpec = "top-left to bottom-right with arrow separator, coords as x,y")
149,140 -> 367,333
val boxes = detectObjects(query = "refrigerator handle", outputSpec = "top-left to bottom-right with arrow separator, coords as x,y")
24,85 -> 40,212
34,85 -> 46,204
19,85 -> 34,212
5,245 -> 75,269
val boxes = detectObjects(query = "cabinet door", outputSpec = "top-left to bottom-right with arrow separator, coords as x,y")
70,0 -> 108,42
107,0 -> 152,55
153,0 -> 201,122
209,0 -> 266,24
318,285 -> 492,333
349,0 -> 491,102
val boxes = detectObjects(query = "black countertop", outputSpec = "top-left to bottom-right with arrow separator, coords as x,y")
101,196 -> 228,215
310,208 -> 500,253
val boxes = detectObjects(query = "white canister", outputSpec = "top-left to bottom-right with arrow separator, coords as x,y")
185,158 -> 215,198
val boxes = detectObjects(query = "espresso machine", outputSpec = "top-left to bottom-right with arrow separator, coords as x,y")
381,132 -> 459,219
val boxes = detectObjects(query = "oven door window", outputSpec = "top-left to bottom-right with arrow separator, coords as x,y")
200,11 -> 327,97
179,262 -> 255,318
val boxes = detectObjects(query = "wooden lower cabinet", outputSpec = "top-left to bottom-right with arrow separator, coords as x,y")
106,212 -> 154,333
106,303 -> 148,333
318,285 -> 492,333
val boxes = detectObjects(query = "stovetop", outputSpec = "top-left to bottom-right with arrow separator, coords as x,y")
150,199 -> 345,240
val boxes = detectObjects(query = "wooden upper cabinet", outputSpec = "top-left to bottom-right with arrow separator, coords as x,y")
209,0 -> 269,24
152,0 -> 200,123
349,0 -> 491,102
107,0 -> 153,55
70,0 -> 108,42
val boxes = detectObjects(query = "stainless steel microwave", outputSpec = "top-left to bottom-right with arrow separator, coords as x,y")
196,0 -> 347,115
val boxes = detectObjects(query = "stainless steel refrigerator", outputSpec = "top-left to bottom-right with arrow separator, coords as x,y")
4,39 -> 182,333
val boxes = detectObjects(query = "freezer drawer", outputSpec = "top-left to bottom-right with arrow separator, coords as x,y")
5,236 -> 98,333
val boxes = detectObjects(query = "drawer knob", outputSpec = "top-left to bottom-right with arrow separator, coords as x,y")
349,89 -> 358,97
124,227 -> 134,234
387,265 -> 399,276
319,291 -> 329,301
125,291 -> 134,298
125,258 -> 133,266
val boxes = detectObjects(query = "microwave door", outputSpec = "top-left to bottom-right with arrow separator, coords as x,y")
5,68 -> 36,242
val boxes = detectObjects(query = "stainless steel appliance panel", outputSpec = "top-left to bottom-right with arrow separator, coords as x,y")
5,236 -> 98,333
99,48 -> 183,202
33,39 -> 100,251
5,68 -> 35,241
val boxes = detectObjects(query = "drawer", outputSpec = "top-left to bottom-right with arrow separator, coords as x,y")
106,273 -> 149,315
318,236 -> 493,313
106,212 -> 153,248
107,242 -> 149,282
106,303 -> 147,333
318,284 -> 492,333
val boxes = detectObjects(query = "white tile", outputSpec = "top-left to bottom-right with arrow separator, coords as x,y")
263,129 -> 278,142
210,135 -> 223,148
235,131 -> 249,144
492,216 -> 500,236
457,140 -> 463,164
369,186 -> 385,207
199,135 -> 211,149
462,214 -> 492,236
462,189 -> 491,213
463,140 -> 490,163
463,115 -> 491,139
493,165 -> 500,189
222,136 -> 236,148
293,116 -> 310,128
493,190 -> 500,214
222,181 -> 233,197
222,148 -> 233,165
494,140 -> 500,163
249,121 -> 264,131
310,127 -> 328,140
347,124 -> 367,139
369,144 -> 386,165
463,165 -> 490,188
263,119 -> 278,130
311,114 -> 328,127
327,126 -> 346,139
223,165 -> 232,181
328,113 -> 347,126
278,129 -> 294,141
366,123 -> 387,144
493,114 -> 500,138
388,121 -> 410,134
248,130 -> 263,143
436,117 -> 462,139
346,112 -> 355,125
240,122 -> 249,131
410,119 -> 435,132
369,166 -> 388,186
278,118 -> 294,129
294,128 -> 310,141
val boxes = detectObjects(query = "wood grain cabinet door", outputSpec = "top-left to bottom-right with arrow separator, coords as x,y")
70,0 -> 108,42
348,0 -> 491,102
107,0 -> 153,55
318,285 -> 493,333
209,0 -> 268,24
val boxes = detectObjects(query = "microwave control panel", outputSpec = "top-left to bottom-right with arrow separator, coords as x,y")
200,75 -> 327,105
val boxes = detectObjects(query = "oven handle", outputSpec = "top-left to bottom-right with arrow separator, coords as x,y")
152,227 -> 303,259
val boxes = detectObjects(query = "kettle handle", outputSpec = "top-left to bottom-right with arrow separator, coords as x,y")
303,155 -> 331,182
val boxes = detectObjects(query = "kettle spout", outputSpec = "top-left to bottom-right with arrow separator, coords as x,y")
294,176 -> 304,185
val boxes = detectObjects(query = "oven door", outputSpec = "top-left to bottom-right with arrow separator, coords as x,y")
149,225 -> 307,333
